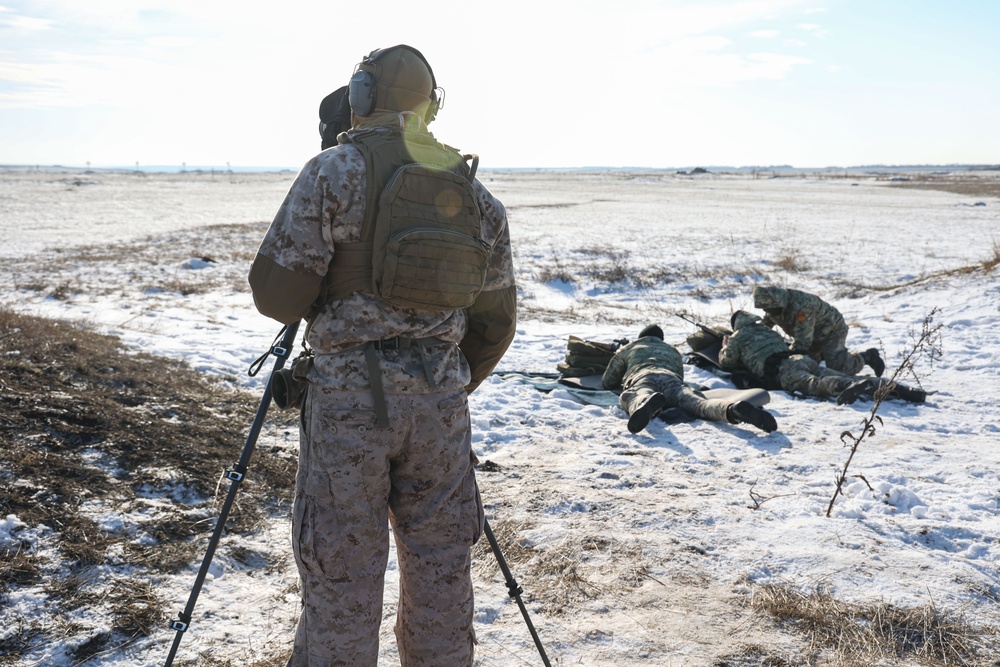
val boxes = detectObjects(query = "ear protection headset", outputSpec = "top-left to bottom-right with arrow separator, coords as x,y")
348,45 -> 443,123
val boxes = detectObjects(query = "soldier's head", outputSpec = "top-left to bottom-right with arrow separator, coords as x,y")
731,310 -> 762,331
318,85 -> 351,150
752,285 -> 784,314
638,324 -> 664,340
348,45 -> 441,123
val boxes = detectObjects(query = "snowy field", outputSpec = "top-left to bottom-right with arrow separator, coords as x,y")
1,166 -> 999,665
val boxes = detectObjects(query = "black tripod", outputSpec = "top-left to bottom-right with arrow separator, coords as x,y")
163,323 -> 550,665
163,322 -> 298,666
483,517 -> 552,666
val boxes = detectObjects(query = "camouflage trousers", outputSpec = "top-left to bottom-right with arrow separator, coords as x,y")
808,326 -> 865,375
777,354 -> 884,398
287,383 -> 484,667
620,369 -> 731,422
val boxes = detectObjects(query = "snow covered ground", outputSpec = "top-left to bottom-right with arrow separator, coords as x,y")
2,167 -> 999,665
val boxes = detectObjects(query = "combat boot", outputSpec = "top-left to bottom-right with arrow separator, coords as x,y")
837,379 -> 875,405
862,348 -> 885,377
658,407 -> 698,425
889,384 -> 926,403
727,401 -> 778,433
627,393 -> 668,433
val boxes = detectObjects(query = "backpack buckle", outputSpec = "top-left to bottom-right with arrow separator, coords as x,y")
373,337 -> 401,350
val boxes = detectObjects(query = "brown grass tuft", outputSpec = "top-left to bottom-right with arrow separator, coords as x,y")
750,582 -> 993,666
474,519 -> 652,616
774,253 -> 809,273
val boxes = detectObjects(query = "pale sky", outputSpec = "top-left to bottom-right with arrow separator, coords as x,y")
1,0 -> 998,170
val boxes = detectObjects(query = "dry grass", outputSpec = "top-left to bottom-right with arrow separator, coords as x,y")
178,652 -> 291,667
750,582 -> 994,666
886,172 -> 1000,199
7,223 -> 262,302
0,307 -> 297,664
774,253 -> 810,273
834,242 -> 1000,297
713,644 -> 797,666
473,516 -> 651,616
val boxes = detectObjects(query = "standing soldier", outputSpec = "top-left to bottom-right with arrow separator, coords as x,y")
248,45 -> 516,667
719,311 -> 924,404
752,285 -> 885,377
602,324 -> 777,434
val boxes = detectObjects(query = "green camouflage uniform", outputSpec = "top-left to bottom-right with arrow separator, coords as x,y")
719,313 -> 890,399
753,285 -> 865,375
602,336 -> 732,423
249,114 -> 516,667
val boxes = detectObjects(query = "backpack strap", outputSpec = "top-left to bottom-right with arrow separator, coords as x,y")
320,131 -> 394,301
352,337 -> 443,428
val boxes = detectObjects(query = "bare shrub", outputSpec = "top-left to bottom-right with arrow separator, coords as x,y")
535,257 -> 576,284
774,253 -> 809,273
149,277 -> 211,296
587,254 -> 631,283
827,309 -> 943,516
982,240 -> 1000,272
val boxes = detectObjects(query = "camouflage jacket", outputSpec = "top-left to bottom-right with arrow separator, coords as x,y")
601,336 -> 684,390
248,117 -> 516,392
753,286 -> 846,352
717,320 -> 791,378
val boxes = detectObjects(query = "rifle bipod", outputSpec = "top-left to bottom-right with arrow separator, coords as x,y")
483,517 -> 552,666
163,322 -> 299,667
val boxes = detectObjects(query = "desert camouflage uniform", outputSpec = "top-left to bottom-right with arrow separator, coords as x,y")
753,285 -> 865,374
718,314 -> 891,399
602,336 -> 732,423
249,114 -> 516,667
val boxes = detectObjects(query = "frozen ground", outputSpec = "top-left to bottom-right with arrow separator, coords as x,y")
1,167 -> 999,665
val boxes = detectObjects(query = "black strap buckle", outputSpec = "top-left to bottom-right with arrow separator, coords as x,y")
372,337 -> 401,351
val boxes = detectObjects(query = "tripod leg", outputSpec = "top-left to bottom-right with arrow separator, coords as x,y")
483,517 -> 551,667
163,322 -> 299,667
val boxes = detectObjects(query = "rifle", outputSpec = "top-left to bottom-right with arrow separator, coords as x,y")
675,312 -> 726,339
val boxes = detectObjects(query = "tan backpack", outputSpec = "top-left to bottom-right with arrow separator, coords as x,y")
323,127 -> 489,311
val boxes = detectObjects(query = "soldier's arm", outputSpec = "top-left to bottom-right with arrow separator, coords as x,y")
248,255 -> 323,324
460,286 -> 516,393
717,336 -> 741,371
601,351 -> 627,389
790,312 -> 815,351
461,182 -> 517,393
249,154 -> 342,323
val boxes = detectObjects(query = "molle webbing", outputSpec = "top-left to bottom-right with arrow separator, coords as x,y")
323,129 -> 485,308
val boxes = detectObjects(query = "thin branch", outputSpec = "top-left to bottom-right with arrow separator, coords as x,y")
826,309 -> 943,517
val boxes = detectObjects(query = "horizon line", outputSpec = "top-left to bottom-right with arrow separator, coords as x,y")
3,162 -> 1000,174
